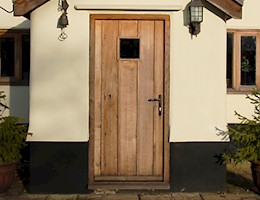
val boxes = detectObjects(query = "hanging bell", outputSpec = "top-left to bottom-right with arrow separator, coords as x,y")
62,0 -> 69,12
59,12 -> 69,28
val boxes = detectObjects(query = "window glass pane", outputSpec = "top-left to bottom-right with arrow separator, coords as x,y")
120,39 -> 140,59
0,38 -> 14,77
227,33 -> 233,88
241,36 -> 256,86
22,35 -> 30,80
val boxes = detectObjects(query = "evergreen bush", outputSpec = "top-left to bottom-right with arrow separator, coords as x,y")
221,90 -> 260,164
0,91 -> 30,164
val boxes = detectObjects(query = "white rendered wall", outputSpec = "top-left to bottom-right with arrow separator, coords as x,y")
226,0 -> 260,124
170,6 -> 227,142
28,0 -> 89,141
0,1 -> 30,122
28,0 -> 227,142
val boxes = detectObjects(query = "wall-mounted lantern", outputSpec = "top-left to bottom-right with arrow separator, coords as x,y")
189,0 -> 203,36
58,0 -> 69,41
59,0 -> 69,28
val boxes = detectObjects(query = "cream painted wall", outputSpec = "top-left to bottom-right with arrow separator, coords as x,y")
170,6 -> 227,142
227,94 -> 254,123
0,1 -> 29,122
226,0 -> 260,124
28,0 -> 227,142
28,0 -> 89,141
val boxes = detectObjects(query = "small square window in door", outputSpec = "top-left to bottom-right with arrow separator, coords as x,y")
120,39 -> 140,59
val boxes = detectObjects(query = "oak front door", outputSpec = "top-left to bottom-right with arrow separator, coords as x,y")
89,15 -> 169,190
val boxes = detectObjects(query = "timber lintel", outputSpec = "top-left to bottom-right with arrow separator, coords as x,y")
206,0 -> 243,19
13,0 -> 50,16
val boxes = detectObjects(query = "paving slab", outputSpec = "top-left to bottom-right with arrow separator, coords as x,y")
201,193 -> 241,200
171,193 -> 201,200
78,194 -> 102,200
78,194 -> 139,200
174,193 -> 202,200
140,193 -> 202,200
140,194 -> 173,200
241,197 -> 260,200
46,194 -> 78,200
201,193 -> 260,200
8,193 -> 48,200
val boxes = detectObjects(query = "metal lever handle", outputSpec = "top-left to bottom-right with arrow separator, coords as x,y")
148,95 -> 162,116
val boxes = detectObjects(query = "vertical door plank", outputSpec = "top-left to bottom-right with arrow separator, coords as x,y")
101,20 -> 119,175
163,16 -> 170,185
118,21 -> 138,176
119,20 -> 138,37
94,20 -> 102,176
137,20 -> 155,175
154,21 -> 164,176
256,32 -> 260,89
118,61 -> 138,175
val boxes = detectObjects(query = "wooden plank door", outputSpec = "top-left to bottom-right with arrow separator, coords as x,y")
90,15 -> 169,189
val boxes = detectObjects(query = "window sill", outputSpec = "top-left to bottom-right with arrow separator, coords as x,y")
0,80 -> 29,86
227,88 -> 255,94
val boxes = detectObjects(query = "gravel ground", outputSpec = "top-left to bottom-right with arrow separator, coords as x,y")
226,161 -> 259,194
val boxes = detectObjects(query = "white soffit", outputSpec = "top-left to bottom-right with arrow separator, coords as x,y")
74,4 -> 183,11
235,0 -> 244,5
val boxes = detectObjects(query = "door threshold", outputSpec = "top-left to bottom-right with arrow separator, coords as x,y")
88,182 -> 170,190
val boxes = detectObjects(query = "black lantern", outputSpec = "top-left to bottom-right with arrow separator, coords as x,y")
189,0 -> 203,36
59,0 -> 69,28
59,12 -> 69,27
58,0 -> 69,40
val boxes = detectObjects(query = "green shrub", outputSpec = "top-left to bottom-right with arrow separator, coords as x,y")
0,91 -> 30,164
221,90 -> 260,164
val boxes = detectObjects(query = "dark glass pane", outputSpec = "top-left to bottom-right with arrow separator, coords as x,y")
241,36 -> 256,86
227,33 -> 233,88
120,39 -> 140,59
22,35 -> 30,80
0,38 -> 14,77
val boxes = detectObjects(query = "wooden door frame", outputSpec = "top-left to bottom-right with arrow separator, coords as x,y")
89,14 -> 170,190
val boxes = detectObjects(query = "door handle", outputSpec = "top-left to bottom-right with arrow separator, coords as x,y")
148,95 -> 162,116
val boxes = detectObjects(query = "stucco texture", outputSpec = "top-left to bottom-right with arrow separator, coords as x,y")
27,0 -> 227,142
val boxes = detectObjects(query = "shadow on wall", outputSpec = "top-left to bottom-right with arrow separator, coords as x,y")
13,20 -> 30,29
6,22 -> 30,122
9,86 -> 29,123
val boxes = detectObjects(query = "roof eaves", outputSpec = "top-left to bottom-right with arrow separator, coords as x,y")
13,0 -> 50,17
206,0 -> 243,19
234,0 -> 244,6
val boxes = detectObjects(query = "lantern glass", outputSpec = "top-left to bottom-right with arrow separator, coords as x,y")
190,6 -> 203,22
